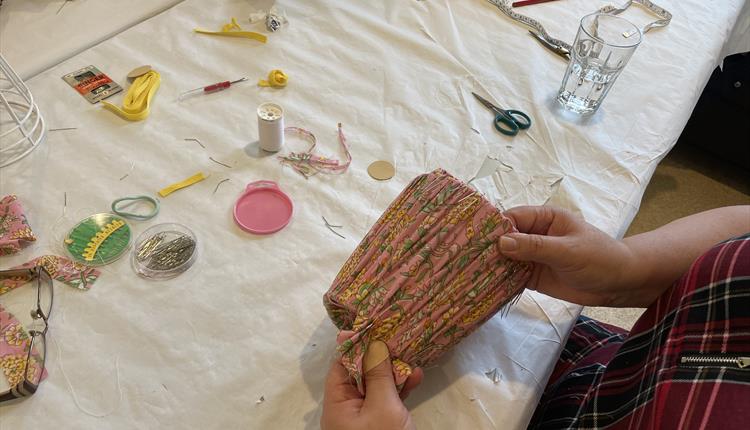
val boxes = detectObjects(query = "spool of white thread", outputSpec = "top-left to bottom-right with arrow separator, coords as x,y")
257,102 -> 284,152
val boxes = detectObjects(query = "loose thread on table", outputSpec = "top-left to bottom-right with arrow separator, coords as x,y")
500,287 -> 523,318
184,138 -> 206,149
119,162 -> 135,181
186,319 -> 198,340
48,194 -> 72,254
213,178 -> 230,195
53,336 -> 123,418
49,127 -> 77,132
322,216 -> 342,228
56,0 -> 73,15
209,157 -> 232,168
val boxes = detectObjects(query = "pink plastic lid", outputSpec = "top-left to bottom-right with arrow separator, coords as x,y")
233,181 -> 293,234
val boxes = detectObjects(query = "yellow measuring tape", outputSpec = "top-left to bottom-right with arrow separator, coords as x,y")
194,18 -> 267,43
258,69 -> 288,88
158,172 -> 207,197
101,70 -> 161,121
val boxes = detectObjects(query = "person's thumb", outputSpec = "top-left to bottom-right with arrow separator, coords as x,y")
499,232 -> 566,265
362,340 -> 399,408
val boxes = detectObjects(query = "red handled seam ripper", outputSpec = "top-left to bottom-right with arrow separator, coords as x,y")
178,77 -> 248,100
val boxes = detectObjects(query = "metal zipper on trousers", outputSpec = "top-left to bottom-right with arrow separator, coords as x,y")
680,354 -> 750,369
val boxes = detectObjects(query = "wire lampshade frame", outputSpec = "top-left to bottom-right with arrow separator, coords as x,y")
0,53 -> 46,168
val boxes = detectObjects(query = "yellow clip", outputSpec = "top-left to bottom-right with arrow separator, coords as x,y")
258,69 -> 288,88
101,70 -> 161,121
158,172 -> 207,197
194,17 -> 267,43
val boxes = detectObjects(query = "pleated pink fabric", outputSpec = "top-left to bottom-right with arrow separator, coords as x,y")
324,169 -> 533,393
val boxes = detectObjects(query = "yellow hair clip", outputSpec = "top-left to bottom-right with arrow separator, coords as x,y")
258,69 -> 288,88
194,17 -> 267,43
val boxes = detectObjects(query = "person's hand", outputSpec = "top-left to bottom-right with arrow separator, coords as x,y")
499,206 -> 636,307
321,341 -> 424,430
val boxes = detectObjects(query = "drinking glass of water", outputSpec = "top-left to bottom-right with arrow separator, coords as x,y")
557,13 -> 641,115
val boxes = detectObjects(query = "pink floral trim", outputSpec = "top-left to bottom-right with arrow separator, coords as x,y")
1,255 -> 101,294
0,305 -> 47,389
0,195 -> 36,256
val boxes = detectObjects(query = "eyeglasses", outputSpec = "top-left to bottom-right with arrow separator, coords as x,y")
0,266 -> 53,403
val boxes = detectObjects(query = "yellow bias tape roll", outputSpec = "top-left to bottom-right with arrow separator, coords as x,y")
158,172 -> 207,197
258,69 -> 288,88
101,70 -> 161,121
194,17 -> 267,43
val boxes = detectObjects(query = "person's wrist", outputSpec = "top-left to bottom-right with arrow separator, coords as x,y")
608,238 -> 655,307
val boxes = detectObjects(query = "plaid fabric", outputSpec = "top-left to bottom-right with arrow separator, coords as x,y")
529,234 -> 750,430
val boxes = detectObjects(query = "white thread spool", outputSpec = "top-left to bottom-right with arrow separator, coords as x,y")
257,102 -> 284,152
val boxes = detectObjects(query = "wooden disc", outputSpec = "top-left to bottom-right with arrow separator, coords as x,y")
127,65 -> 152,79
368,160 -> 395,180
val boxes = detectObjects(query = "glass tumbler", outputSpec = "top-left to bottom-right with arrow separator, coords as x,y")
557,13 -> 642,115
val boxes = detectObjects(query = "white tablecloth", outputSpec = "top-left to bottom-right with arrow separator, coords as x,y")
723,0 -> 750,60
0,0 -> 184,80
0,0 -> 745,428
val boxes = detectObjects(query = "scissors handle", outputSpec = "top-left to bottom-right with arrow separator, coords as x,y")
493,114 -> 519,136
506,109 -> 532,130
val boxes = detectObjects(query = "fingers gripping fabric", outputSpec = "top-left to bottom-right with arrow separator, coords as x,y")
324,169 -> 533,393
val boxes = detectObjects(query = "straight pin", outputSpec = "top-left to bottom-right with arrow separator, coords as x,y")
322,216 -> 346,239
213,178 -> 230,195
184,138 -> 206,149
209,157 -> 232,168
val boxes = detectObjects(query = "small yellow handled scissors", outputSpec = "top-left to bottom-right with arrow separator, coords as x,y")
472,92 -> 532,136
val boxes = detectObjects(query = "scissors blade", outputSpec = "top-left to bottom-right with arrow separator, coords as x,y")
472,92 -> 502,114
528,31 -> 571,61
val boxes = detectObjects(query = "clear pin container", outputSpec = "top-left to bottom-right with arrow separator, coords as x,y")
131,223 -> 197,280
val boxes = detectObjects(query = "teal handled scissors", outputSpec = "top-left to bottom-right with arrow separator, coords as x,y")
472,92 -> 532,136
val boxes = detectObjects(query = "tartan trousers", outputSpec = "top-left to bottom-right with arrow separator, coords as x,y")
529,234 -> 750,430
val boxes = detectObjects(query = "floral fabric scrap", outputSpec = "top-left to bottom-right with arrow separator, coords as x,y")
0,255 -> 101,294
0,305 -> 46,390
324,169 -> 533,394
0,195 -> 37,256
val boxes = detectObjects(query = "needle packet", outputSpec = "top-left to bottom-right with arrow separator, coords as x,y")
62,65 -> 123,104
